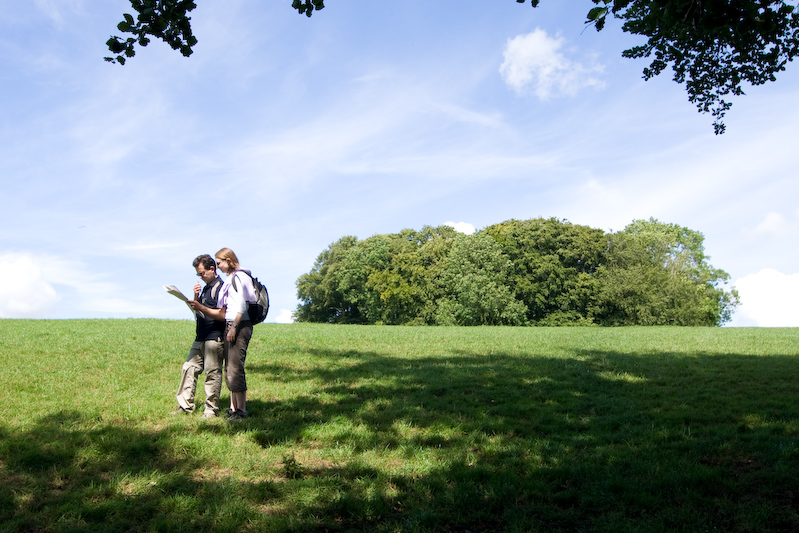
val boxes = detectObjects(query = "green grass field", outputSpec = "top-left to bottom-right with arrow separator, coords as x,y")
1,320 -> 798,532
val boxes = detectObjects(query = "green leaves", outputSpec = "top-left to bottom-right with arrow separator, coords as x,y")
586,7 -> 609,30
105,0 -> 799,133
593,218 -> 739,326
292,0 -> 325,17
295,218 -> 738,327
526,0 -> 799,133
105,1 -> 198,65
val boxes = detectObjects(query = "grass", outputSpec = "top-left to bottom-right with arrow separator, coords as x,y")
1,320 -> 798,532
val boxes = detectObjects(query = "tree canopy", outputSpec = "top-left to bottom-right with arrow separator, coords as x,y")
106,1 -> 799,134
294,218 -> 740,326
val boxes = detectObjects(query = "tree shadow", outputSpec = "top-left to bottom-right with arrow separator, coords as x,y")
0,410 -> 287,532
238,346 -> 799,531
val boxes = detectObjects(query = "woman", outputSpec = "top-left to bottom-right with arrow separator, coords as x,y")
189,247 -> 254,421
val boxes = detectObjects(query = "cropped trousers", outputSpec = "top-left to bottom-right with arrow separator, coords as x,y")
225,321 -> 252,393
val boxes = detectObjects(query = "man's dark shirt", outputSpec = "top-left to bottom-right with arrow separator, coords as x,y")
196,276 -> 225,341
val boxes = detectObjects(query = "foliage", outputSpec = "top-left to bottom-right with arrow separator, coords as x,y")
105,0 -> 198,65
295,217 -> 739,326
294,235 -> 361,323
2,320 -> 799,531
591,218 -> 740,326
435,233 -> 528,326
524,0 -> 799,133
484,218 -> 606,325
295,225 -> 459,324
107,1 -> 799,133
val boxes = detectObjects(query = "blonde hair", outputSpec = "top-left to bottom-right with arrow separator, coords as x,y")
215,248 -> 240,270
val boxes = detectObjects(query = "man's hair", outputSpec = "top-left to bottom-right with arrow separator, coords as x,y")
192,254 -> 216,270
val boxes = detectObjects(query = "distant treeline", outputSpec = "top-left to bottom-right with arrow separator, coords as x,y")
295,217 -> 739,326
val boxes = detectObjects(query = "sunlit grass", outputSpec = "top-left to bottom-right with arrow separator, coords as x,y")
1,320 -> 798,531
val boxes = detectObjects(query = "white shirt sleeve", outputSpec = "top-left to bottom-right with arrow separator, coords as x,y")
223,271 -> 255,321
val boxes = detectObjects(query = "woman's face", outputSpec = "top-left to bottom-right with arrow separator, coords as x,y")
215,256 -> 231,275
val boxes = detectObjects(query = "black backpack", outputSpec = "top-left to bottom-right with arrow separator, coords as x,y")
232,270 -> 270,325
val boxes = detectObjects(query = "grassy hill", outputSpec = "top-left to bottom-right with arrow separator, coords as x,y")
2,320 -> 798,531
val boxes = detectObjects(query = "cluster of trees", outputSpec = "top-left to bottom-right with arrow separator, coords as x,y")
295,218 -> 739,326
106,1 -> 799,133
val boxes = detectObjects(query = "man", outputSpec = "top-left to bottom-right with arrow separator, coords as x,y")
174,254 -> 225,417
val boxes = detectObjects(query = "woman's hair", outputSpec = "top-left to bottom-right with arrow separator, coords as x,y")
215,248 -> 240,270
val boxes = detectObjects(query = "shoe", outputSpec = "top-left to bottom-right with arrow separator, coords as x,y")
200,411 -> 217,419
224,408 -> 235,418
226,409 -> 249,422
172,406 -> 191,415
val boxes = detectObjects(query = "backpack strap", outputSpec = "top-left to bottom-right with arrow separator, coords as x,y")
209,278 -> 221,300
230,270 -> 254,301
231,270 -> 244,292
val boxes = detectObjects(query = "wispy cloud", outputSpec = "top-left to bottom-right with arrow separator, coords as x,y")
33,0 -> 84,28
748,211 -> 799,239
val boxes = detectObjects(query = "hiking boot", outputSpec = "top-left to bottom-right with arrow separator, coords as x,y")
200,411 -> 217,419
226,409 -> 248,422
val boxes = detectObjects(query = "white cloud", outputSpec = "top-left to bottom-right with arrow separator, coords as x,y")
445,221 -> 476,235
748,212 -> 799,239
0,252 -> 160,319
274,308 -> 294,324
732,269 -> 799,327
0,253 -> 59,318
499,28 -> 604,99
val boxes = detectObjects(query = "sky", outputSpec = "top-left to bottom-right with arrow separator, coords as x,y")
1,0 -> 797,327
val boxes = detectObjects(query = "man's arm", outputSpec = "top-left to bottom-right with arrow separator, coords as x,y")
188,300 -> 225,321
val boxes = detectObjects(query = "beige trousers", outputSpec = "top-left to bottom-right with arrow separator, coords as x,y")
176,339 -> 225,415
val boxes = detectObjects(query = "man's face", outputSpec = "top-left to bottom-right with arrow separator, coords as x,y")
195,265 -> 216,285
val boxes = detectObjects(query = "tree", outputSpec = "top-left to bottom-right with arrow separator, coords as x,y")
295,218 -> 738,326
295,226 -> 458,325
106,1 -> 799,133
365,225 -> 458,325
295,235 -> 362,323
484,218 -> 607,325
572,0 -> 799,134
434,233 -> 528,326
591,218 -> 739,326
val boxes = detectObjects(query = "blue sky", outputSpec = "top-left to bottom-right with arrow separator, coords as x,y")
1,1 -> 797,326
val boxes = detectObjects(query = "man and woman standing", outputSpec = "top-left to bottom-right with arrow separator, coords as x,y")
176,248 -> 254,422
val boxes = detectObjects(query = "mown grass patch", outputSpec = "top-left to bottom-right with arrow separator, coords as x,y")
1,320 -> 798,531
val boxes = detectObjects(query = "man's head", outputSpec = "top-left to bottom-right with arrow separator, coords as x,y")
192,254 -> 218,284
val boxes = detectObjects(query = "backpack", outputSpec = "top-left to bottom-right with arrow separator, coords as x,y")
232,270 -> 270,325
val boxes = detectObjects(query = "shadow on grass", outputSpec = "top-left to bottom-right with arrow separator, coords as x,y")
243,347 -> 799,531
3,347 -> 799,532
0,411 -> 287,532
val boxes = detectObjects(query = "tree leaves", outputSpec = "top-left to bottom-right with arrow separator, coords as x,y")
294,218 -> 739,326
106,0 -> 799,133
579,0 -> 799,134
105,0 -> 198,65
292,0 -> 325,17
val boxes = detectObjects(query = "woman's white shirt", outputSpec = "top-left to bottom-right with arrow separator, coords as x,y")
218,270 -> 256,322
